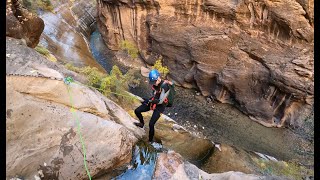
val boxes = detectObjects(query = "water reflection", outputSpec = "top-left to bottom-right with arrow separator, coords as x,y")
114,141 -> 160,180
89,30 -> 127,74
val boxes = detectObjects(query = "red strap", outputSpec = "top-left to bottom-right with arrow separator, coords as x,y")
150,103 -> 156,110
164,98 -> 168,103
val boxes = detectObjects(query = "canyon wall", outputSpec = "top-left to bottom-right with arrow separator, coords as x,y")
96,0 -> 314,128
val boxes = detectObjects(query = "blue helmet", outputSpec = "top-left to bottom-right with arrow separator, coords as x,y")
149,69 -> 160,84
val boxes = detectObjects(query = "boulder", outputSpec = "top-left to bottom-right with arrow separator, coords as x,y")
6,73 -> 141,179
6,81 -> 135,179
141,66 -> 150,77
6,37 -> 145,179
201,144 -> 256,174
6,0 -> 44,48
153,151 -> 269,180
154,119 -> 214,163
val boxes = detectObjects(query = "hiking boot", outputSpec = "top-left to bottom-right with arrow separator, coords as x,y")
133,122 -> 144,128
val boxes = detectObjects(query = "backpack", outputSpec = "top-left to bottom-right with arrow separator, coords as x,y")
162,80 -> 176,107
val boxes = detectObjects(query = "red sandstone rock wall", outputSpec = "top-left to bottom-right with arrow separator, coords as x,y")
96,0 -> 314,128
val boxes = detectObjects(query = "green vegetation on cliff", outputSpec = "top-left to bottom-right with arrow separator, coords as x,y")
35,44 -> 57,62
22,0 -> 54,12
35,44 -> 50,55
253,158 -> 313,180
152,59 -> 169,78
120,40 -> 139,59
65,63 -> 140,103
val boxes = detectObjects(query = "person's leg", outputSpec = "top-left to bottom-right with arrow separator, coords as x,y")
148,105 -> 165,142
134,104 -> 150,127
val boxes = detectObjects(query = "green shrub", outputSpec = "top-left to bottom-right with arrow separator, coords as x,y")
65,64 -> 105,87
46,53 -> 57,62
22,0 -> 33,10
65,63 -> 81,72
100,76 -> 112,95
104,66 -> 140,104
253,158 -> 313,180
81,67 -> 106,87
38,0 -> 54,11
65,64 -> 140,104
35,45 -> 57,62
120,40 -> 139,59
22,0 -> 54,12
35,45 -> 50,56
152,59 -> 169,78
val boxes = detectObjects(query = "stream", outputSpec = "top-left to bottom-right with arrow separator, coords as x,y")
115,141 -> 160,180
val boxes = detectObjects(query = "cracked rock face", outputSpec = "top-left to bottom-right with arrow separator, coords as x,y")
6,0 -> 44,48
96,0 -> 313,128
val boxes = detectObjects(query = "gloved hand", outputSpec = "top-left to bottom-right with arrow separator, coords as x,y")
141,98 -> 150,105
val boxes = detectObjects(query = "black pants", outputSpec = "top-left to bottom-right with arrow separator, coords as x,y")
134,103 -> 165,142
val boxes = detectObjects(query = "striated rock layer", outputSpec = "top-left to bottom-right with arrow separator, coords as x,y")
96,0 -> 314,128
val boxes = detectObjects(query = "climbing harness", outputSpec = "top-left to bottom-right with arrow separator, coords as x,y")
149,97 -> 156,110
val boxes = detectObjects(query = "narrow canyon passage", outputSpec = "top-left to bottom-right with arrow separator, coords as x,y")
89,30 -> 313,165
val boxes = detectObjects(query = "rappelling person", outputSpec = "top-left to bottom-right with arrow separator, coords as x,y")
133,69 -> 175,143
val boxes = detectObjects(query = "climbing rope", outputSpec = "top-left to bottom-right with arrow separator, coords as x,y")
70,78 -> 140,100
64,76 -> 74,85
64,76 -> 137,98
63,76 -> 140,179
65,77 -> 92,180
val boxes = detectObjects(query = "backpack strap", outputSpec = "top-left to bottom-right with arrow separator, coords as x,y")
163,79 -> 173,85
159,80 -> 171,104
